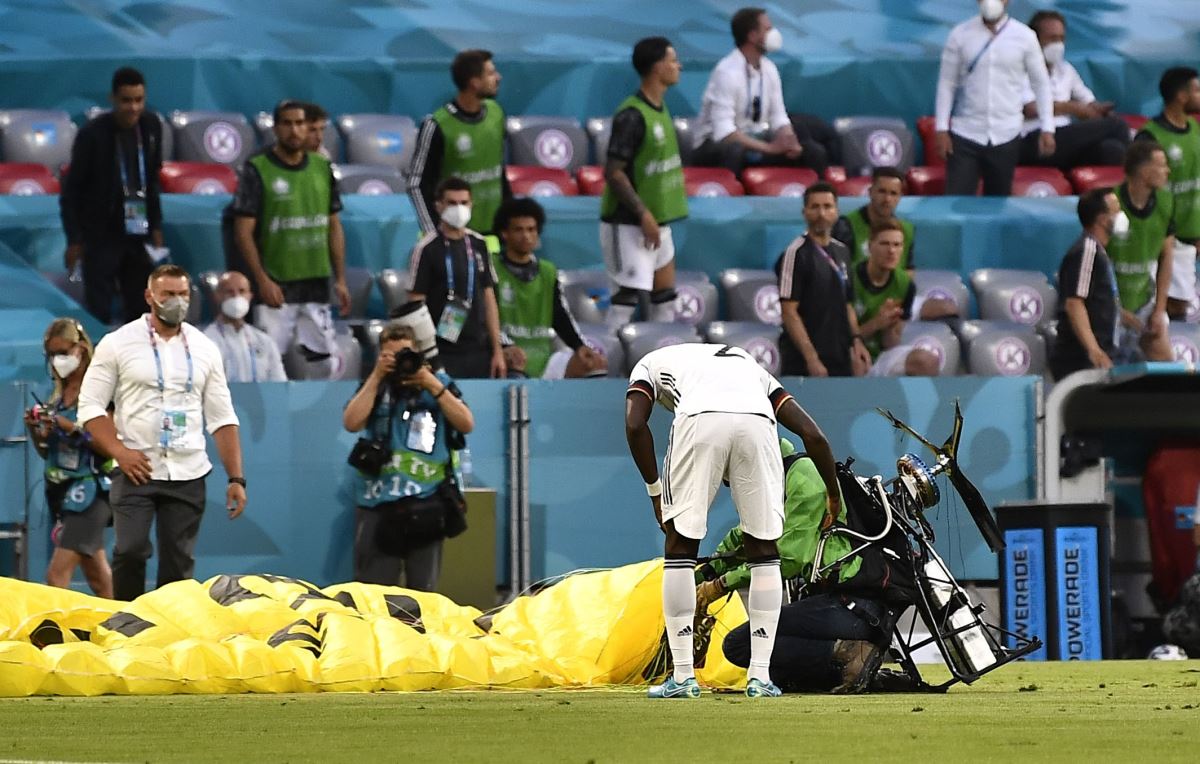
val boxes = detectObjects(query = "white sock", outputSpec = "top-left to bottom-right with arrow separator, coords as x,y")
662,559 -> 697,682
649,296 -> 676,322
606,301 -> 637,329
746,559 -> 782,684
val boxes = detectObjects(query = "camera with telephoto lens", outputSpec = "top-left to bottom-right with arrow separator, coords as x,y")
392,347 -> 424,379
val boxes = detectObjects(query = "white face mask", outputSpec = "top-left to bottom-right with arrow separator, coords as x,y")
440,203 -> 472,230
153,295 -> 190,326
762,27 -> 783,53
1111,210 -> 1131,237
979,0 -> 1005,23
1042,41 -> 1065,66
50,352 -> 80,379
221,295 -> 250,320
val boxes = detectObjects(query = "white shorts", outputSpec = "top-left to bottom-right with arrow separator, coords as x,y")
600,222 -> 675,291
255,302 -> 336,357
661,412 -> 784,541
1169,239 -> 1197,302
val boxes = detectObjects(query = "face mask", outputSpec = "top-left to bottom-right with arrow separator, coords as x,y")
1042,41 -> 1065,67
762,28 -> 783,53
1111,211 -> 1131,237
153,296 -> 190,326
979,0 -> 1005,23
221,295 -> 250,320
50,352 -> 80,379
440,203 -> 472,230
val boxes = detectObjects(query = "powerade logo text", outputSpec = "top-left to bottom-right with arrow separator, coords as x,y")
1056,527 -> 1102,661
1004,529 -> 1046,660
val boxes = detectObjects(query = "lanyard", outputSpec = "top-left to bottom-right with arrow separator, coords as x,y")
218,323 -> 258,381
444,236 -> 476,307
745,64 -> 764,122
146,316 -> 193,395
966,18 -> 1009,76
116,125 -> 147,198
812,240 -> 848,287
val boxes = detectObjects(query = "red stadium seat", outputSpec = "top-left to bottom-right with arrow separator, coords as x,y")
159,161 -> 237,194
505,165 -> 579,196
916,116 -> 943,167
0,163 -> 59,194
741,167 -> 818,197
824,166 -> 847,185
682,167 -> 744,197
836,175 -> 873,197
1069,165 -> 1124,194
906,165 -> 946,196
1011,167 -> 1072,197
576,165 -> 605,196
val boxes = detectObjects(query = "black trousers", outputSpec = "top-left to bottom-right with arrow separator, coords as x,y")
82,237 -> 154,325
945,134 -> 1021,196
436,338 -> 492,379
1018,116 -> 1129,169
693,137 -> 830,180
109,474 -> 206,601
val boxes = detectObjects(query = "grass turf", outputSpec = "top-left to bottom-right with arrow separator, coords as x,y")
1,661 -> 1198,763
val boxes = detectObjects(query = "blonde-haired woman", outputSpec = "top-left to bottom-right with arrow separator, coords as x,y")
23,319 -> 113,597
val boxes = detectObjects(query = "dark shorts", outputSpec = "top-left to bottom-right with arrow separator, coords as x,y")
56,496 -> 112,557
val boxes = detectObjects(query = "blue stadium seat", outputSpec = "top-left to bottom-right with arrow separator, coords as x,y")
337,114 -> 417,174
170,111 -> 256,167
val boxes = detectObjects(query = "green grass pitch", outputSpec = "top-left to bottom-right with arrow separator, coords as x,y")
1,661 -> 1198,763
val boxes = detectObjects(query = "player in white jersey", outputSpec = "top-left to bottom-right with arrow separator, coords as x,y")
625,342 -> 841,698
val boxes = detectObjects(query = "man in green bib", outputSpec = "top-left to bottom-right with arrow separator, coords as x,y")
231,100 -> 349,376
491,198 -> 605,379
408,49 -> 511,236
1107,140 -> 1174,362
600,36 -> 689,328
831,167 -> 916,272
1137,66 -> 1200,321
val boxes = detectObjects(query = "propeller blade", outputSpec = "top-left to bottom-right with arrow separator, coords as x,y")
948,465 -> 1005,552
876,407 -> 940,454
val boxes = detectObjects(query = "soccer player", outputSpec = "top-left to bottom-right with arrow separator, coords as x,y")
624,342 -> 841,698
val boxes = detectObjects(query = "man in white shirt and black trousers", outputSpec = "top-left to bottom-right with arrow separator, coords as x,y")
79,264 -> 247,601
934,0 -> 1056,195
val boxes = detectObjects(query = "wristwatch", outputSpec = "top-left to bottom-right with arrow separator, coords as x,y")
228,476 -> 247,488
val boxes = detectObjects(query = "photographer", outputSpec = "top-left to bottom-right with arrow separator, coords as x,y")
343,322 -> 474,590
24,319 -> 113,597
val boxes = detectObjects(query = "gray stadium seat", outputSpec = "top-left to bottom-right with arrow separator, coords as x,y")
673,117 -> 697,165
255,111 -> 343,161
1168,322 -> 1200,364
185,283 -> 204,325
343,266 -> 375,319
617,322 -> 703,374
506,116 -> 589,173
575,322 -> 627,378
586,116 -> 611,164
333,163 -> 404,195
719,268 -> 781,325
87,107 -> 173,161
956,320 -> 1046,377
913,269 -> 970,318
377,268 -> 408,316
0,110 -> 76,170
899,321 -> 962,376
1038,320 -> 1059,351
170,111 -> 256,167
559,269 -> 613,325
337,114 -> 417,173
832,116 -> 916,176
971,268 -> 1057,327
283,323 -> 362,380
703,321 -> 782,375
673,271 -> 718,326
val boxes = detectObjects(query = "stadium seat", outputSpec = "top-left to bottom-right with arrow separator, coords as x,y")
703,321 -> 782,375
970,269 -> 1056,326
617,321 -> 703,373
673,271 -> 718,326
284,323 -> 362,381
184,282 -> 204,325
673,117 -> 697,165
337,114 -> 418,173
40,270 -> 84,306
1012,167 -> 1072,197
0,163 -> 59,194
0,110 -> 76,171
85,107 -> 174,161
683,167 -> 743,197
1038,319 -> 1058,350
1069,165 -> 1123,194
159,161 -> 237,194
1168,322 -> 1200,365
576,165 -> 605,196
905,165 -> 946,196
916,116 -> 941,167
574,322 -> 626,378
333,164 -> 405,195
913,270 -> 970,317
558,269 -> 612,325
956,320 -> 1046,376
719,268 -> 781,325
377,268 -> 409,316
899,321 -> 962,375
344,265 -> 375,319
506,165 -> 579,197
506,116 -> 589,173
740,167 -> 818,197
170,111 -> 256,167
1118,113 -> 1148,139
836,175 -> 873,197
585,117 -> 611,165
833,116 -> 916,176
254,111 -> 343,161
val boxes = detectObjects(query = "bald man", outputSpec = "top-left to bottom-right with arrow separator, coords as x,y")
203,271 -> 288,382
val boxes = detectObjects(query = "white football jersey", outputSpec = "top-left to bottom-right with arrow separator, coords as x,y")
627,343 -> 790,421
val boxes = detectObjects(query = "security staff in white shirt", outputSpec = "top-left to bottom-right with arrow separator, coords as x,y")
692,7 -> 810,176
1017,10 -> 1129,170
203,271 -> 288,382
934,0 -> 1056,195
79,264 -> 247,601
